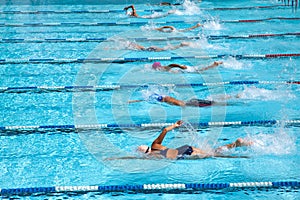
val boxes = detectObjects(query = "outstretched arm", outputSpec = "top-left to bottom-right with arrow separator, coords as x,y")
128,99 -> 144,103
197,61 -> 223,72
179,23 -> 203,32
164,42 -> 190,51
151,120 -> 183,150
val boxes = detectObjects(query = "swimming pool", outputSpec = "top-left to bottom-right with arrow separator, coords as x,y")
1,0 -> 300,199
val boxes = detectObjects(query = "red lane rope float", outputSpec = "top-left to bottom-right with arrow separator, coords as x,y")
265,53 -> 300,58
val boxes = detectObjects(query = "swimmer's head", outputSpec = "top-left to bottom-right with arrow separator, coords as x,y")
157,95 -> 163,102
137,145 -> 151,154
152,62 -> 162,70
150,93 -> 163,102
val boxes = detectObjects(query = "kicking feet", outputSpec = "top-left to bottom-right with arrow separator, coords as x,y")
215,138 -> 253,153
234,138 -> 253,147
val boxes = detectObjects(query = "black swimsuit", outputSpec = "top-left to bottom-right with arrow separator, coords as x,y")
145,47 -> 158,52
157,145 -> 193,159
185,98 -> 213,107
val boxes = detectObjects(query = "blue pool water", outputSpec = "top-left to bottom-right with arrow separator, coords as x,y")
1,0 -> 300,199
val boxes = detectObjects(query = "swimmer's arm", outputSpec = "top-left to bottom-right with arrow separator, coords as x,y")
105,156 -> 148,160
124,5 -> 133,10
213,154 -> 250,159
156,26 -> 175,32
124,5 -> 138,17
197,61 -> 223,72
143,10 -> 175,19
151,120 -> 183,149
128,99 -> 144,104
167,64 -> 187,69
179,23 -> 203,32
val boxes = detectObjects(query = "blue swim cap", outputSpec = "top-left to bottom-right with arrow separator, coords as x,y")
157,95 -> 163,102
150,93 -> 163,102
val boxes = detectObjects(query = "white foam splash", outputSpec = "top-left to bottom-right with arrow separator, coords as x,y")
140,85 -> 168,101
203,19 -> 222,30
222,57 -> 246,70
173,0 -> 201,15
237,86 -> 296,101
140,24 -> 157,32
249,130 -> 296,155
185,38 -> 214,49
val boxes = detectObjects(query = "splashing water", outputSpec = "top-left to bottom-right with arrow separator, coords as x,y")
173,0 -> 201,15
203,19 -> 222,30
222,57 -> 247,70
179,121 -> 221,154
140,85 -> 169,102
249,130 -> 296,155
141,24 -> 157,32
181,121 -> 199,146
186,38 -> 215,49
237,86 -> 296,101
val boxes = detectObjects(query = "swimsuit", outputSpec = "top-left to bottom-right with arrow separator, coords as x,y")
185,98 -> 213,107
145,47 -> 158,52
157,145 -> 193,159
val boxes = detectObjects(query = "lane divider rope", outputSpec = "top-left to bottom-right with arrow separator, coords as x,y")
0,17 -> 299,27
0,181 -> 299,195
0,5 -> 287,15
1,119 -> 300,132
1,80 -> 299,93
0,9 -> 164,14
1,32 -> 300,43
1,53 -> 299,64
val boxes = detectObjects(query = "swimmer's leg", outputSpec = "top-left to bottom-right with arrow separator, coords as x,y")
190,146 -> 213,158
215,138 -> 253,152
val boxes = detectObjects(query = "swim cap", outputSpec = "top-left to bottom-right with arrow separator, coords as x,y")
157,95 -> 163,102
150,93 -> 163,102
152,62 -> 162,69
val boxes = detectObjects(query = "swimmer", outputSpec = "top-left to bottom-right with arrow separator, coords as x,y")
129,93 -> 222,107
155,23 -> 203,33
127,41 -> 190,52
108,120 -> 252,160
151,61 -> 223,72
124,5 -> 175,19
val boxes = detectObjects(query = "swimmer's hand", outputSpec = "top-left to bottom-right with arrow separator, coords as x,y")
181,65 -> 188,69
196,23 -> 203,27
128,99 -> 144,104
174,120 -> 183,127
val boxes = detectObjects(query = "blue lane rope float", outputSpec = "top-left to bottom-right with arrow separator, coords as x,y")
0,53 -> 299,64
1,119 -> 300,132
1,80 -> 299,93
0,181 -> 299,196
0,5 -> 287,15
1,32 -> 300,43
0,17 -> 300,27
